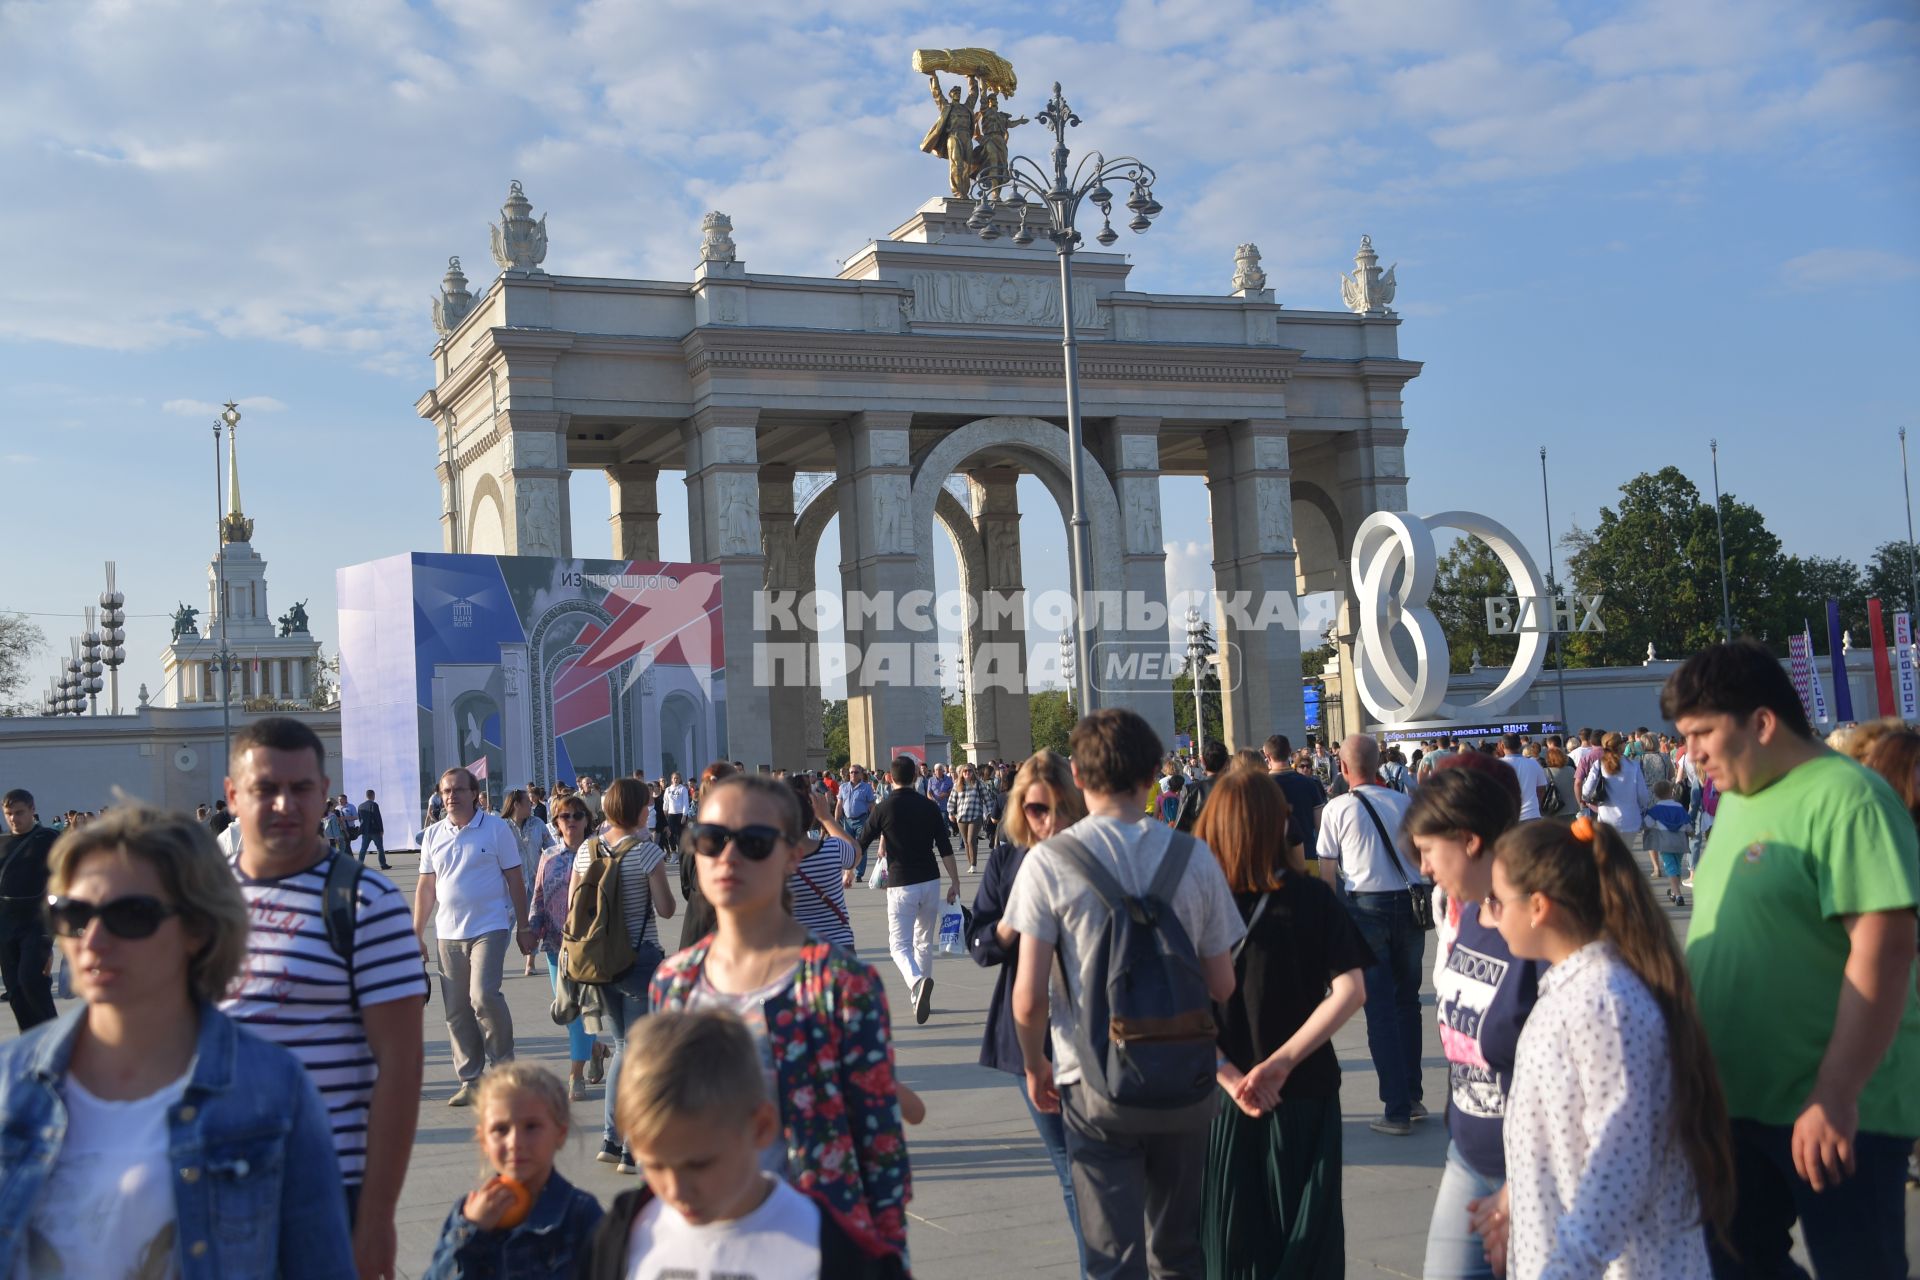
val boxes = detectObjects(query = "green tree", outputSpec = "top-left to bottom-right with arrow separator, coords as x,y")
1864,540 -> 1920,615
1029,688 -> 1076,755
822,699 -> 849,770
941,689 -> 969,762
0,612 -> 45,714
1780,555 -> 1866,640
1171,663 -> 1225,751
1431,538 -> 1518,674
1562,467 -> 1792,662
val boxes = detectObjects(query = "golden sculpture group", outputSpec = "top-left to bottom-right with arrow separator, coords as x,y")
915,48 -> 1027,201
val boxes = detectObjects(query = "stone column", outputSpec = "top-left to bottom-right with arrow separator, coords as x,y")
836,412 -> 927,769
684,407 -> 771,769
607,463 -> 661,560
758,465 -> 809,770
1207,420 -> 1305,750
967,468 -> 1031,762
499,410 -> 571,557
1332,423 -> 1411,739
1091,418 -> 1176,746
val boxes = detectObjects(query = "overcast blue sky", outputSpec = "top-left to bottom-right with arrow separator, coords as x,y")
2,0 -> 1916,703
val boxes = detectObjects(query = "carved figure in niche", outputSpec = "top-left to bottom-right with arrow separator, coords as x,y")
985,520 -> 1020,586
922,74 -> 980,199
762,530 -> 793,591
1124,485 -> 1159,554
1256,484 -> 1289,547
974,93 -> 1029,200
875,486 -> 905,553
717,479 -> 755,556
171,603 -> 200,637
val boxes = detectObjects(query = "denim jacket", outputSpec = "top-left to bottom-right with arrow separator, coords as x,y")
422,1168 -> 604,1280
0,1003 -> 353,1278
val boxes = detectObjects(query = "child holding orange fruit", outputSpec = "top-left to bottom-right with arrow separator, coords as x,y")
424,1063 -> 605,1280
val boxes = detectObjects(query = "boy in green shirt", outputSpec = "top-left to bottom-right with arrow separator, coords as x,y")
1664,640 -> 1919,1279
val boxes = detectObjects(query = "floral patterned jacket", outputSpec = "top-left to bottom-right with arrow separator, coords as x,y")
649,933 -> 911,1254
527,845 -> 579,954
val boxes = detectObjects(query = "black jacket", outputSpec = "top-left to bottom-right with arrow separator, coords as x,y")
578,1184 -> 908,1280
0,825 -> 55,926
359,800 -> 384,835
967,839 -> 1036,1075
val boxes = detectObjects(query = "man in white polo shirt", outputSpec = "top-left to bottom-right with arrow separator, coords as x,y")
413,765 -> 534,1105
1496,732 -> 1548,820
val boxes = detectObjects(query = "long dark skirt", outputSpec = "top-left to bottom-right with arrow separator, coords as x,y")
1202,1092 -> 1344,1280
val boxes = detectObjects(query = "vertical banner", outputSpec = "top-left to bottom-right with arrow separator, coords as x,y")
1896,612 -> 1919,719
1806,625 -> 1832,725
1788,629 -> 1820,726
1827,599 -> 1855,722
1869,599 -> 1897,717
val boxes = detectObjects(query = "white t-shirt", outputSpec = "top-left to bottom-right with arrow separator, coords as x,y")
1316,785 -> 1422,895
22,1066 -> 194,1280
662,784 -> 692,816
1001,814 -> 1244,1087
420,810 -> 524,939
624,1174 -> 821,1280
1502,753 -> 1549,821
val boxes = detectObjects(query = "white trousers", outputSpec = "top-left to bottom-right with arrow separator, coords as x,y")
886,878 -> 942,988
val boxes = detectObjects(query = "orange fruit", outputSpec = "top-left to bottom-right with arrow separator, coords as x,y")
490,1175 -> 534,1229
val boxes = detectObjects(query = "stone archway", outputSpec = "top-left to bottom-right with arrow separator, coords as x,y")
466,473 -> 508,556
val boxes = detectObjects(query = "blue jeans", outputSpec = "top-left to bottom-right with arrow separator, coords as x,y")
355,830 -> 385,863
544,952 -> 593,1064
1423,1139 -> 1502,1279
1346,891 -> 1426,1123
602,947 -> 664,1151
1018,1078 -> 1088,1275
844,815 -> 868,876
1711,1117 -> 1911,1279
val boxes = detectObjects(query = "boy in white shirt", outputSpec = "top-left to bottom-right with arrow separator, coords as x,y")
581,1009 -> 906,1280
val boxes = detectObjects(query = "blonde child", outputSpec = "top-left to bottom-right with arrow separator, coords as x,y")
423,1063 -> 604,1280
1487,816 -> 1732,1278
580,1009 -> 907,1280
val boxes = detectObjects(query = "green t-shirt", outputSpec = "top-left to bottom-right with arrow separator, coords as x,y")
1687,750 -> 1920,1136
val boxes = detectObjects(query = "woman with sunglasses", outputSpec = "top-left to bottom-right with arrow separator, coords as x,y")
965,750 -> 1089,1271
528,796 -> 605,1100
0,805 -> 352,1277
649,773 -> 911,1256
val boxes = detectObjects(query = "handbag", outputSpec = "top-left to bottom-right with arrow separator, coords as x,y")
1354,791 -> 1434,931
795,864 -> 850,928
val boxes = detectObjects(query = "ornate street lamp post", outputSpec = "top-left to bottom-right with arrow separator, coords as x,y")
80,609 -> 105,715
1710,439 -> 1732,642
1058,629 -> 1077,699
99,561 -> 127,716
969,83 -> 1161,718
212,403 -> 243,768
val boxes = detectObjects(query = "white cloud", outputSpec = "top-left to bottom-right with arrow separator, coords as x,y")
0,0 -> 1913,370
1780,248 -> 1920,291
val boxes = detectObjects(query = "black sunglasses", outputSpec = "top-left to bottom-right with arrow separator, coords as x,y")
46,894 -> 180,941
688,822 -> 784,861
1023,802 -> 1054,821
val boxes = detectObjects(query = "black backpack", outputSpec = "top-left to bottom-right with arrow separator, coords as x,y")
322,851 -> 363,962
1047,830 -> 1219,1132
1541,776 -> 1563,815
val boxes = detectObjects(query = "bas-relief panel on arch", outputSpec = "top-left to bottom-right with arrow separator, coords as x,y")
908,270 -> 1099,329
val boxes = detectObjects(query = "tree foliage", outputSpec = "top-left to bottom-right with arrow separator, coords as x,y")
941,689 -> 969,762
1171,662 -> 1225,750
0,613 -> 46,713
1431,538 -> 1519,674
822,699 -> 849,770
1864,540 -> 1920,617
1029,688 -> 1076,756
1562,467 -> 1792,662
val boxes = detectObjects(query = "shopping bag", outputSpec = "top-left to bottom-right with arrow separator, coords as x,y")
866,855 -> 889,890
938,903 -> 966,955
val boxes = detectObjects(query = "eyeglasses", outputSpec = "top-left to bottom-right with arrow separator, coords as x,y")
1481,893 -> 1529,921
688,822 -> 784,861
556,812 -> 589,824
1023,802 -> 1054,822
46,894 -> 180,940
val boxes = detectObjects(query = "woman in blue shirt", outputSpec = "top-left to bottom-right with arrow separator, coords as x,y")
0,804 -> 351,1278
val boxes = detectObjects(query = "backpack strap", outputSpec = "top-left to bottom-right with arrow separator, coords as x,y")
323,851 -> 364,964
1146,830 -> 1195,905
1042,832 -> 1129,912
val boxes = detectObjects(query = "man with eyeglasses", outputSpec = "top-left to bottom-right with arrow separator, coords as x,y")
218,716 -> 427,1280
0,789 -> 58,1030
415,765 -> 534,1108
856,755 -> 960,1024
837,764 -> 877,877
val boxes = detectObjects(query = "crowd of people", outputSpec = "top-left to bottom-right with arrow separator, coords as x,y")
0,637 -> 1915,1278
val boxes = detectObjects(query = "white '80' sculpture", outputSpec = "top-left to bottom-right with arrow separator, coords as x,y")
1350,511 -> 1549,725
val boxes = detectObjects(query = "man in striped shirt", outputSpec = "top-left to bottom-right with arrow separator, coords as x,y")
218,717 -> 428,1280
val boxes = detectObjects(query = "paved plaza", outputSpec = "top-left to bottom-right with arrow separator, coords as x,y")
9,848 -> 1911,1277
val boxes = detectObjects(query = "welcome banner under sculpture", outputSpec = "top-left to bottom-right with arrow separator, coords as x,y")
1351,511 -> 1549,725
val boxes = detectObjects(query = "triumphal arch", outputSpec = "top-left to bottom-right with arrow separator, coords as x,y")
417,170 -> 1418,771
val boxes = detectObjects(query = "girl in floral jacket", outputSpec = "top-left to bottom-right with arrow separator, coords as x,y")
649,773 -> 911,1256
